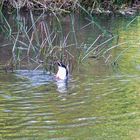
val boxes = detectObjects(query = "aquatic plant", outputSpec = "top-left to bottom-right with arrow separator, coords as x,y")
1,1 -> 136,73
0,11 -> 12,37
0,7 -> 119,73
3,10 -> 77,73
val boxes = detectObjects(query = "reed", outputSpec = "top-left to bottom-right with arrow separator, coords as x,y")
3,10 -> 77,73
1,1 -> 134,73
0,11 -> 12,37
0,0 -> 4,11
0,11 -> 111,72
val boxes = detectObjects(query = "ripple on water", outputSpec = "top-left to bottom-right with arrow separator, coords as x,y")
0,69 -> 140,139
16,70 -> 54,86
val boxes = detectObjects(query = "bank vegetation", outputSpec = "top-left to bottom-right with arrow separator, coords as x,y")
0,0 -> 140,15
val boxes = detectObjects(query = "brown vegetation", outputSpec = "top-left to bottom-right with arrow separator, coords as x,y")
1,0 -> 78,13
1,0 -> 140,15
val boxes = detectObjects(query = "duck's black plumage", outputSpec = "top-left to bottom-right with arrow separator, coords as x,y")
56,61 -> 68,80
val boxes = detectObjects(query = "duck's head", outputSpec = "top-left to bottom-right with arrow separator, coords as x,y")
56,61 -> 68,80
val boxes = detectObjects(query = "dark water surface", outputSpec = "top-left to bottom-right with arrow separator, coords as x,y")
0,12 -> 140,140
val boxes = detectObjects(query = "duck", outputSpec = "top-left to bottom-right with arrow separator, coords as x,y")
56,61 -> 68,80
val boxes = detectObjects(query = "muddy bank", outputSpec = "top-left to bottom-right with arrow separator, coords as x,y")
1,0 -> 77,14
80,0 -> 140,16
1,0 -> 140,15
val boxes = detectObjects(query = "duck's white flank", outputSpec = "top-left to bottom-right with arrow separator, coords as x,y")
56,66 -> 68,80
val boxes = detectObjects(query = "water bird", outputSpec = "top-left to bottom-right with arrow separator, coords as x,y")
56,61 -> 68,80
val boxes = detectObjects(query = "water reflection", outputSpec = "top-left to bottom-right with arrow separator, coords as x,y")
0,65 -> 140,140
16,70 -> 53,86
16,70 -> 69,94
55,79 -> 68,93
0,12 -> 140,140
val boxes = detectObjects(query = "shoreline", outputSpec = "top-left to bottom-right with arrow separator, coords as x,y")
0,1 -> 140,16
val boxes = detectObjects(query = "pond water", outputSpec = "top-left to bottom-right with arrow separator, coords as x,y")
0,11 -> 140,140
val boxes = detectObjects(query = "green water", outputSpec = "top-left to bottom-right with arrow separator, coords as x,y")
0,13 -> 140,140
